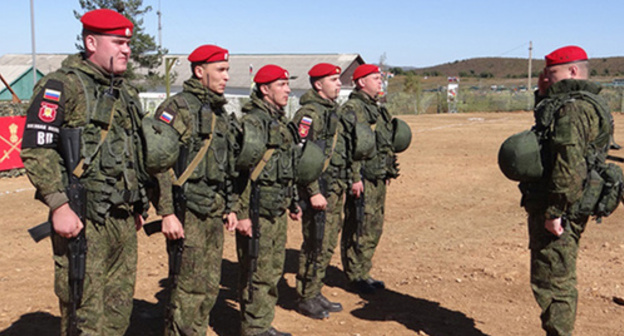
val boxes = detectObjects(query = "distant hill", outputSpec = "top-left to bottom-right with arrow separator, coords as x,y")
395,57 -> 624,79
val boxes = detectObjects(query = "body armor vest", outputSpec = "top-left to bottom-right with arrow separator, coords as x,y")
62,67 -> 148,224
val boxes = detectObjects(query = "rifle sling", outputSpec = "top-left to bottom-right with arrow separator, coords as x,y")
172,115 -> 217,186
250,148 -> 275,182
322,131 -> 339,172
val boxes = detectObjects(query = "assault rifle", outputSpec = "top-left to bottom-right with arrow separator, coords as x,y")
26,128 -> 87,336
354,187 -> 365,250
247,180 -> 261,303
607,155 -> 624,163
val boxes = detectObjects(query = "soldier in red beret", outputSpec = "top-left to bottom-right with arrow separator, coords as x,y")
514,45 -> 620,336
21,8 -> 148,336
233,65 -> 302,336
339,63 -> 401,294
144,44 -> 244,336
290,63 -> 346,319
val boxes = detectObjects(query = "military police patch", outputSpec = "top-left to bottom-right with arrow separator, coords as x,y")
22,79 -> 65,149
299,116 -> 312,139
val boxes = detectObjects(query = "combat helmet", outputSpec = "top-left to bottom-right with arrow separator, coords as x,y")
296,141 -> 325,185
391,118 -> 412,153
235,121 -> 267,170
353,123 -> 376,160
497,129 -> 543,182
142,117 -> 180,174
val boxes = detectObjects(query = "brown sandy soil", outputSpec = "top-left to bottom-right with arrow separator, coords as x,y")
1,112 -> 624,336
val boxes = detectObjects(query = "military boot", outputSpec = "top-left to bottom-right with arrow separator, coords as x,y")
254,327 -> 292,336
365,277 -> 385,289
297,297 -> 329,319
316,293 -> 343,313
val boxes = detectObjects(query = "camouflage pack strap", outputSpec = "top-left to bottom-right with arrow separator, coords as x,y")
322,131 -> 339,172
172,115 -> 217,186
250,148 -> 275,182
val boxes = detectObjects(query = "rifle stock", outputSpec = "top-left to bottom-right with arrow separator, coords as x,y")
247,180 -> 261,303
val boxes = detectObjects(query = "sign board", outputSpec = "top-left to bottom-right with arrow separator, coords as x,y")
0,116 -> 26,171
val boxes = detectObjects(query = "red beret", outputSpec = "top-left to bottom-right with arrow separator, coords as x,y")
308,63 -> 341,78
80,9 -> 133,37
254,65 -> 290,84
188,45 -> 229,63
353,64 -> 381,81
545,46 -> 588,67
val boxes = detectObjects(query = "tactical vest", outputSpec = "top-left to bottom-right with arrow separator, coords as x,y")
306,101 -> 349,181
354,100 -> 394,180
246,107 -> 299,217
171,92 -> 233,216
62,67 -> 149,224
519,88 -> 623,220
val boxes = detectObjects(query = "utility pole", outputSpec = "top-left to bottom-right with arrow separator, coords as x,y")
30,0 -> 37,86
527,41 -> 533,110
157,0 -> 162,48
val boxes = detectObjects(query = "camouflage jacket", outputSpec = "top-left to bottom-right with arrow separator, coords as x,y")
151,78 -> 239,217
338,89 -> 396,182
292,89 -> 349,195
234,91 -> 299,220
21,53 -> 148,221
521,79 -> 610,218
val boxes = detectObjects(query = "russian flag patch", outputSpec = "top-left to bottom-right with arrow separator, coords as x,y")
301,116 -> 312,125
43,88 -> 61,102
159,111 -> 174,124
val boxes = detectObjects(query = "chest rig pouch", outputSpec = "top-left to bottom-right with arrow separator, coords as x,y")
362,103 -> 394,180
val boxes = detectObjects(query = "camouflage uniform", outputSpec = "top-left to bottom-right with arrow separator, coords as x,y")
339,89 -> 398,283
150,78 -> 239,336
520,79 -> 610,336
21,53 -> 149,335
235,91 -> 299,336
292,89 -> 349,300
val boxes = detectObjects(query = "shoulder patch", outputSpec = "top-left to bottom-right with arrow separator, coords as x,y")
156,107 -> 176,125
298,115 -> 313,139
22,79 -> 65,149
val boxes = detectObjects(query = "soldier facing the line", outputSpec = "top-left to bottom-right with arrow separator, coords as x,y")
142,44 -> 243,336
21,9 -> 150,335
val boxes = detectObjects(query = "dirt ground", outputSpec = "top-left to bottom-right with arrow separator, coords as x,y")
2,112 -> 624,336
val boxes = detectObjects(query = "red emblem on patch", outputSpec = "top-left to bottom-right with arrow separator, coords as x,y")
38,102 -> 58,123
298,123 -> 310,138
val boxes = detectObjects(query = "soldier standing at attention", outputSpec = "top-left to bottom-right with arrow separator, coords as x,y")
234,65 -> 303,336
519,46 -> 613,336
340,64 -> 400,294
20,9 -> 149,335
292,63 -> 346,319
143,45 -> 241,336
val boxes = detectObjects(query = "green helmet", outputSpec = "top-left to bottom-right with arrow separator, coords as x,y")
142,117 -> 180,174
353,123 -> 376,160
296,141 -> 324,185
498,129 -> 543,182
391,118 -> 412,153
235,121 -> 267,171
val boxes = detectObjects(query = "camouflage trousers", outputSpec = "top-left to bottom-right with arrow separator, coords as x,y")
528,210 -> 589,336
52,211 -> 137,336
236,212 -> 288,336
342,178 -> 386,282
296,183 -> 346,300
165,211 -> 224,336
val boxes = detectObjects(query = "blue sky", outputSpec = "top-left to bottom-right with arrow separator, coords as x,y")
2,0 -> 622,67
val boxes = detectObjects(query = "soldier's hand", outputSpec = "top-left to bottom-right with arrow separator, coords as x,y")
544,217 -> 564,237
134,213 -> 145,231
351,181 -> 364,198
236,219 -> 252,237
225,212 -> 238,232
289,205 -> 303,221
310,193 -> 327,210
51,203 -> 83,238
162,214 -> 185,240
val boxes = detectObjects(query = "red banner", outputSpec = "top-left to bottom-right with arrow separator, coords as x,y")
0,116 -> 26,171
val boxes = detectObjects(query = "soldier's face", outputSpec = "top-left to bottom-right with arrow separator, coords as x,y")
358,73 -> 383,98
261,79 -> 291,108
86,34 -> 131,74
316,74 -> 342,101
199,61 -> 230,94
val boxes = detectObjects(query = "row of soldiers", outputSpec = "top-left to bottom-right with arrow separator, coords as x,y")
21,9 -> 411,336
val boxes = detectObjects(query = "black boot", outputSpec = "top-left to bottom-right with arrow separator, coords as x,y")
297,297 -> 329,319
365,277 -> 385,289
255,327 -> 292,336
316,293 -> 343,312
349,279 -> 376,294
